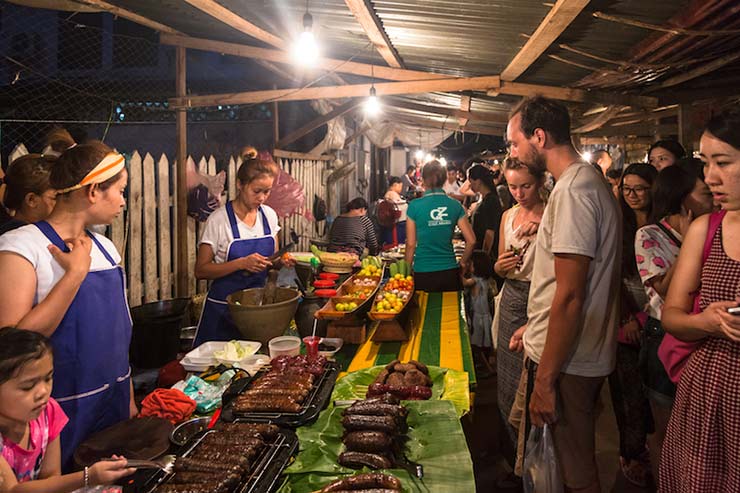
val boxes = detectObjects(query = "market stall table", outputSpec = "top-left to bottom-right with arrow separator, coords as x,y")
333,290 -> 477,389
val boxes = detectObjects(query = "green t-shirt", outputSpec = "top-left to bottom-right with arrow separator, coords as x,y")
407,189 -> 466,273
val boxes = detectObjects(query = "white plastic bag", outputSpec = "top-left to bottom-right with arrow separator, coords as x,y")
523,424 -> 563,493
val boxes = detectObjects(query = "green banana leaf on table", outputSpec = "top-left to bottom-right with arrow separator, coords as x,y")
332,365 -> 471,417
279,399 -> 475,493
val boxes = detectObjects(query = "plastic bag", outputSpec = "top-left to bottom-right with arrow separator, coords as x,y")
264,168 -> 305,218
172,370 -> 235,414
523,424 -> 563,493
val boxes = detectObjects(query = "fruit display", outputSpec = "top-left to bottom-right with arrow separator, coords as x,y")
357,256 -> 383,277
337,394 -> 408,470
315,268 -> 383,319
368,262 -> 414,319
310,245 -> 358,273
388,259 -> 410,278
367,359 -> 433,401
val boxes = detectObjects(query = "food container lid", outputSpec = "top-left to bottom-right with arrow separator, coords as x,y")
318,272 -> 340,280
314,288 -> 338,298
313,279 -> 336,288
268,335 -> 301,349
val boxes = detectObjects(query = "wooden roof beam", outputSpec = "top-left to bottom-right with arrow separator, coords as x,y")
489,81 -> 658,108
170,76 -> 502,108
501,0 -> 590,81
75,0 -> 182,34
382,112 -> 503,137
458,95 -> 471,126
182,0 -> 286,49
160,34 -> 446,82
344,0 -> 404,68
276,99 -> 362,148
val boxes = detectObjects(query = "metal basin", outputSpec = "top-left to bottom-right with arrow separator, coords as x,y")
227,287 -> 300,346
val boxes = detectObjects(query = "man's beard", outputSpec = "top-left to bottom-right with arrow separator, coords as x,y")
521,146 -> 547,174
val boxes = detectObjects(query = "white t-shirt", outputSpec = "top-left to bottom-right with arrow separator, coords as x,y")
443,180 -> 461,197
0,224 -> 122,305
635,221 -> 681,320
524,162 -> 621,377
199,204 -> 280,264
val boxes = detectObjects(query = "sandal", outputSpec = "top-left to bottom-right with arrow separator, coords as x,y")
620,456 -> 649,488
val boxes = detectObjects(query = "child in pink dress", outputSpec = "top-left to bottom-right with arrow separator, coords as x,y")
0,327 -> 134,492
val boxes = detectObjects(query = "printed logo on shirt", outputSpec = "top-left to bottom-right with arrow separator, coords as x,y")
428,207 -> 450,225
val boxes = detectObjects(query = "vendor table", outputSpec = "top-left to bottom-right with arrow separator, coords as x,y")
334,290 -> 477,388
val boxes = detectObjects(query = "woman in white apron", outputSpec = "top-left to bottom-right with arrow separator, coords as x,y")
0,139 -> 133,472
194,149 -> 291,345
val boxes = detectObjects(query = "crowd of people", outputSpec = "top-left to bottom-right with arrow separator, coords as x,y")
0,97 -> 738,492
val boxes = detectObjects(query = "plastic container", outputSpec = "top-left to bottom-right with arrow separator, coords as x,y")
318,337 -> 343,359
314,289 -> 338,298
212,341 -> 262,367
313,279 -> 336,288
180,340 -> 261,372
318,272 -> 340,281
268,336 -> 301,359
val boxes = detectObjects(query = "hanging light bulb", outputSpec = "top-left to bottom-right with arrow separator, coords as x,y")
582,151 -> 593,162
439,157 -> 447,167
365,85 -> 381,117
293,6 -> 319,66
414,149 -> 424,160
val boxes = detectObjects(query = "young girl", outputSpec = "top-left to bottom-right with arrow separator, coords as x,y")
0,155 -> 56,236
0,327 -> 133,492
463,250 -> 496,374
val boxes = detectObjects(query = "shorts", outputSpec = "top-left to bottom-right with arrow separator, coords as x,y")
514,359 -> 605,489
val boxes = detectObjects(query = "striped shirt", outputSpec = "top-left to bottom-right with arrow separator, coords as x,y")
328,215 -> 378,257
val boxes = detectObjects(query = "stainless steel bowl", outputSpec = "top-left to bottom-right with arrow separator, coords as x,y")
169,416 -> 210,446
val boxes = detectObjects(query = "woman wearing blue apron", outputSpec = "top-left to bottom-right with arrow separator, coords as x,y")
0,140 -> 134,472
194,148 -> 290,345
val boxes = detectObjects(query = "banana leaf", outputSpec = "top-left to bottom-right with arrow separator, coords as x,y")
280,399 -> 475,493
332,365 -> 470,417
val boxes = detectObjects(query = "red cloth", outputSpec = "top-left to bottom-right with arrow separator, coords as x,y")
139,389 -> 196,424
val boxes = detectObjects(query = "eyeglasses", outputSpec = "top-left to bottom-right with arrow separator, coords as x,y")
620,185 -> 650,196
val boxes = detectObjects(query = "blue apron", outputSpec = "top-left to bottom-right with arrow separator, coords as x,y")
34,221 -> 132,472
194,202 -> 275,345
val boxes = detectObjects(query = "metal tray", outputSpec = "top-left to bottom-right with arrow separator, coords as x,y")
141,427 -> 298,493
220,361 -> 339,427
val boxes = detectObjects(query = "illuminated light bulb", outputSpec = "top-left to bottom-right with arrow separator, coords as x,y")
365,86 -> 381,117
292,12 -> 319,66
415,150 -> 424,160
424,153 -> 433,163
439,157 -> 447,166
582,151 -> 593,162
493,159 -> 499,165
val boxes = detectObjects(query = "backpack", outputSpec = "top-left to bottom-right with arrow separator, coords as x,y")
376,199 -> 400,228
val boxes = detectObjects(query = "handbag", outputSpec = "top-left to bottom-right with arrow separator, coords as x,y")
657,210 -> 726,383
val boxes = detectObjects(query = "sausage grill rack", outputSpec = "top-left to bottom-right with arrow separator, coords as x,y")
141,427 -> 298,493
220,361 -> 340,427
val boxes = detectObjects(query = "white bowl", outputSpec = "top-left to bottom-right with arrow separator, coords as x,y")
268,336 -> 301,359
318,337 -> 343,359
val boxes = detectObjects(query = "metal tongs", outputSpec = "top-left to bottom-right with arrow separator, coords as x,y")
103,454 -> 176,473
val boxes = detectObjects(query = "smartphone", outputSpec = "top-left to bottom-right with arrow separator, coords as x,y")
728,306 -> 740,316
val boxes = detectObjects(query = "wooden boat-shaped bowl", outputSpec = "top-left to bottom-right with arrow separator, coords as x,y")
314,270 -> 383,320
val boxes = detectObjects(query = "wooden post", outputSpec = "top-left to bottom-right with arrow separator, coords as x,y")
678,103 -> 693,154
272,83 -> 279,147
175,46 -> 189,297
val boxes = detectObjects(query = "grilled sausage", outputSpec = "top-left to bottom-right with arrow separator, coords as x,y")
392,363 -> 416,373
402,368 -> 431,387
173,457 -> 243,473
342,431 -> 393,453
233,396 -> 301,413
200,433 -> 265,449
185,449 -> 251,467
240,388 -> 309,401
213,422 -> 278,439
341,414 -> 398,434
338,451 -> 393,470
372,369 -> 389,385
154,483 -> 229,493
168,472 -> 240,486
363,393 -> 400,405
384,359 -> 400,371
385,372 -> 405,388
343,402 -> 408,419
409,360 -> 429,375
320,473 -> 402,492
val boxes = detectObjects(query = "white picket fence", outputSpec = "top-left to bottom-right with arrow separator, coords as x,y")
6,144 -> 328,307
